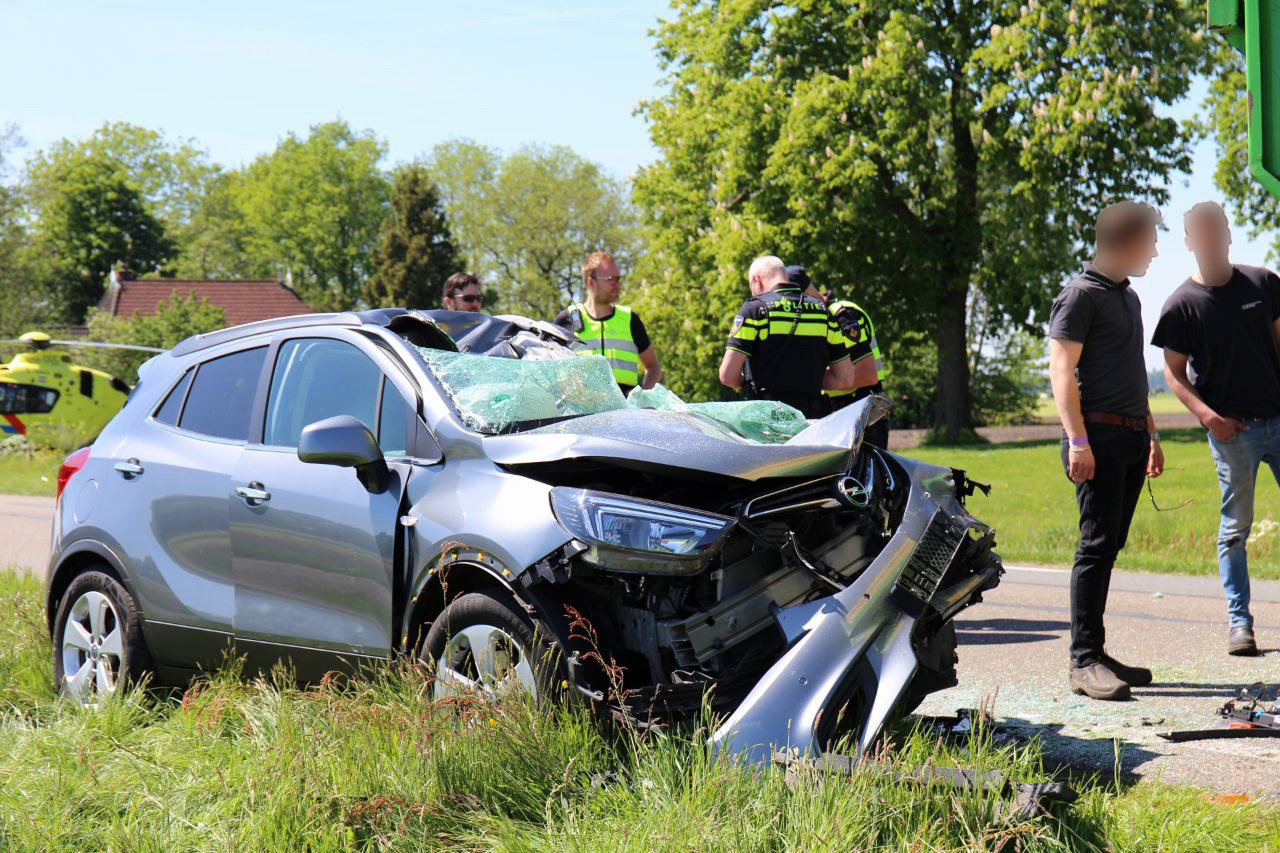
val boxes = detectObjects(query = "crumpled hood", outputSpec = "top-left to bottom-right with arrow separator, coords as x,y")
482,395 -> 887,481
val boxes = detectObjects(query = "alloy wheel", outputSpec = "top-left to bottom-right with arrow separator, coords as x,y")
433,623 -> 537,701
60,590 -> 123,707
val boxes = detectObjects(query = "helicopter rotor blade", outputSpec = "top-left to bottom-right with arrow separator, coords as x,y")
48,340 -> 165,353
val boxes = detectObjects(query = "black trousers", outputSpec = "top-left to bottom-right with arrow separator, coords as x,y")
1060,424 -> 1149,667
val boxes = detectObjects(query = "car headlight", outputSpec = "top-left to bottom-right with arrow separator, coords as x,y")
550,487 -> 734,574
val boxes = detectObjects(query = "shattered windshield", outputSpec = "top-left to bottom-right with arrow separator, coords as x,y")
416,347 -> 626,433
414,344 -> 812,443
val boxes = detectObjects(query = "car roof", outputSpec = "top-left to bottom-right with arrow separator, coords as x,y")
169,308 -> 449,357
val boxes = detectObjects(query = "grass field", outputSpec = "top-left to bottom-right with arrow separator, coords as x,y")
0,448 -> 60,496
1032,392 -> 1188,422
0,569 -> 1275,849
911,430 -> 1280,579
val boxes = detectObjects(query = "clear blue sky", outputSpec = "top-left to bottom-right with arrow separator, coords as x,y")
2,0 -> 1273,368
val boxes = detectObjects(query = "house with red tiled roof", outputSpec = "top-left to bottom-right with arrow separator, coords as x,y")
96,271 -> 313,328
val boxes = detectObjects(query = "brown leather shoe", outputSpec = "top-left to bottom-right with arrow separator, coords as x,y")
1069,663 -> 1131,701
1228,625 -> 1258,657
1100,653 -> 1152,687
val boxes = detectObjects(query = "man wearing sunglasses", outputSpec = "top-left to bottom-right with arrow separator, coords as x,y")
442,272 -> 485,312
554,251 -> 662,395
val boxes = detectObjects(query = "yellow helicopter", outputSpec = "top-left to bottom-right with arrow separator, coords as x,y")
0,331 -> 163,448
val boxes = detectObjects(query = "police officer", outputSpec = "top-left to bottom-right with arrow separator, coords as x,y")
554,251 -> 662,395
786,265 -> 890,447
719,256 -> 856,417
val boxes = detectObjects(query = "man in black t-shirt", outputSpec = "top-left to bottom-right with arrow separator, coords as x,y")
1048,201 -> 1164,701
1152,201 -> 1280,656
718,255 -> 856,418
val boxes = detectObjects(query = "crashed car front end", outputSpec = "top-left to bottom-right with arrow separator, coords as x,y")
398,311 -> 1002,763
707,452 -> 1001,761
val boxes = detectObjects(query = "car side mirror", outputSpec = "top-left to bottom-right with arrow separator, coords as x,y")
298,415 -> 389,494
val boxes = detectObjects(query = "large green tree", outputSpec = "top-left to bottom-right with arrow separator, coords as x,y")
34,154 -> 176,322
633,0 -> 1207,437
364,164 -> 463,309
233,120 -> 390,311
25,122 -> 219,269
428,140 -> 636,320
1201,43 -> 1280,255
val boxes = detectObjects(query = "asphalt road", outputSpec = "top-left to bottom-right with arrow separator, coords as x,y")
919,565 -> 1280,800
4,495 -> 1277,796
0,495 -> 52,576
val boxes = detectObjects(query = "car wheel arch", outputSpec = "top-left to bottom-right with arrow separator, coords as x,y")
46,540 -> 137,634
403,560 -> 534,656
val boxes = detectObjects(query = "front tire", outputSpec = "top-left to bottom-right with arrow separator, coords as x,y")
420,588 -> 562,702
52,570 -> 152,707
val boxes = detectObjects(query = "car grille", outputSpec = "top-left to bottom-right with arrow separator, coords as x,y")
892,510 -> 967,614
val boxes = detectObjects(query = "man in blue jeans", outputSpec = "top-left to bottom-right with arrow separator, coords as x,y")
1154,201 -> 1280,656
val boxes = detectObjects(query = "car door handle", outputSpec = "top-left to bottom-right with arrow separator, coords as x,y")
234,483 -> 271,505
114,459 -> 144,478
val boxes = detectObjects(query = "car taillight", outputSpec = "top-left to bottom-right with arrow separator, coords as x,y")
56,447 -> 91,501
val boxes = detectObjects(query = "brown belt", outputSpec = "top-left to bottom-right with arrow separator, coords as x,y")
1082,412 -> 1146,431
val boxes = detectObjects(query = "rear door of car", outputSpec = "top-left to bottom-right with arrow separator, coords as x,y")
99,343 -> 269,675
228,332 -> 414,677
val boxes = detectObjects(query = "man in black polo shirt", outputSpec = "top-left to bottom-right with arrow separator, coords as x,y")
1152,201 -> 1280,656
1048,201 -> 1165,701
718,255 -> 856,417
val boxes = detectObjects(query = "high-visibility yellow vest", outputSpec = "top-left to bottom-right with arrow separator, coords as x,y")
571,303 -> 641,386
826,299 -> 888,398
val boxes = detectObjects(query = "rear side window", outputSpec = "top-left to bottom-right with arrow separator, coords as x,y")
153,369 -> 193,426
264,338 -> 382,447
179,347 -> 266,441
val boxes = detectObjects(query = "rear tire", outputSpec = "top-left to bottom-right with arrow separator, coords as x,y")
420,588 -> 563,702
52,569 -> 152,707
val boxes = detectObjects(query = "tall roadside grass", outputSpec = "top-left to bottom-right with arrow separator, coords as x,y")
1,569 -> 1276,849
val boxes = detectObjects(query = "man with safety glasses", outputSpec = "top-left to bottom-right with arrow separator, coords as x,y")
442,272 -> 485,312
554,251 -> 662,395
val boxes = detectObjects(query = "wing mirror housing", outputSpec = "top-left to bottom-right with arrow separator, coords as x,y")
298,415 -> 389,493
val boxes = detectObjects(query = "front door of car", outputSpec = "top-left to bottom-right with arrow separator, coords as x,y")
229,336 -> 414,677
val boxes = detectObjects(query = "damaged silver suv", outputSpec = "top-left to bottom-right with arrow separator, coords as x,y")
46,309 -> 1001,761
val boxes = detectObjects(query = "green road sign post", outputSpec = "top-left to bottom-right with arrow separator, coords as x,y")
1209,0 -> 1280,200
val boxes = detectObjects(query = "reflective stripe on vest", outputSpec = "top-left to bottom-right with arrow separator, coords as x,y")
572,303 -> 641,386
825,299 -> 888,398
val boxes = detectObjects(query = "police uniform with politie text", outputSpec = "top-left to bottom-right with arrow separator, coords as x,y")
786,265 -> 891,448
718,255 -> 857,417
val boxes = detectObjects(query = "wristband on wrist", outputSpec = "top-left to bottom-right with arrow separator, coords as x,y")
1068,436 -> 1090,447
1150,431 -> 1161,442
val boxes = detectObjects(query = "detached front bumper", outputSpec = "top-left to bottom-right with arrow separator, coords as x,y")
708,453 -> 1002,765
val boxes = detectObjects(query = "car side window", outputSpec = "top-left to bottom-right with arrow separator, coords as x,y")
378,377 -> 411,457
264,338 -> 382,448
153,369 -> 193,426
178,347 -> 267,441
